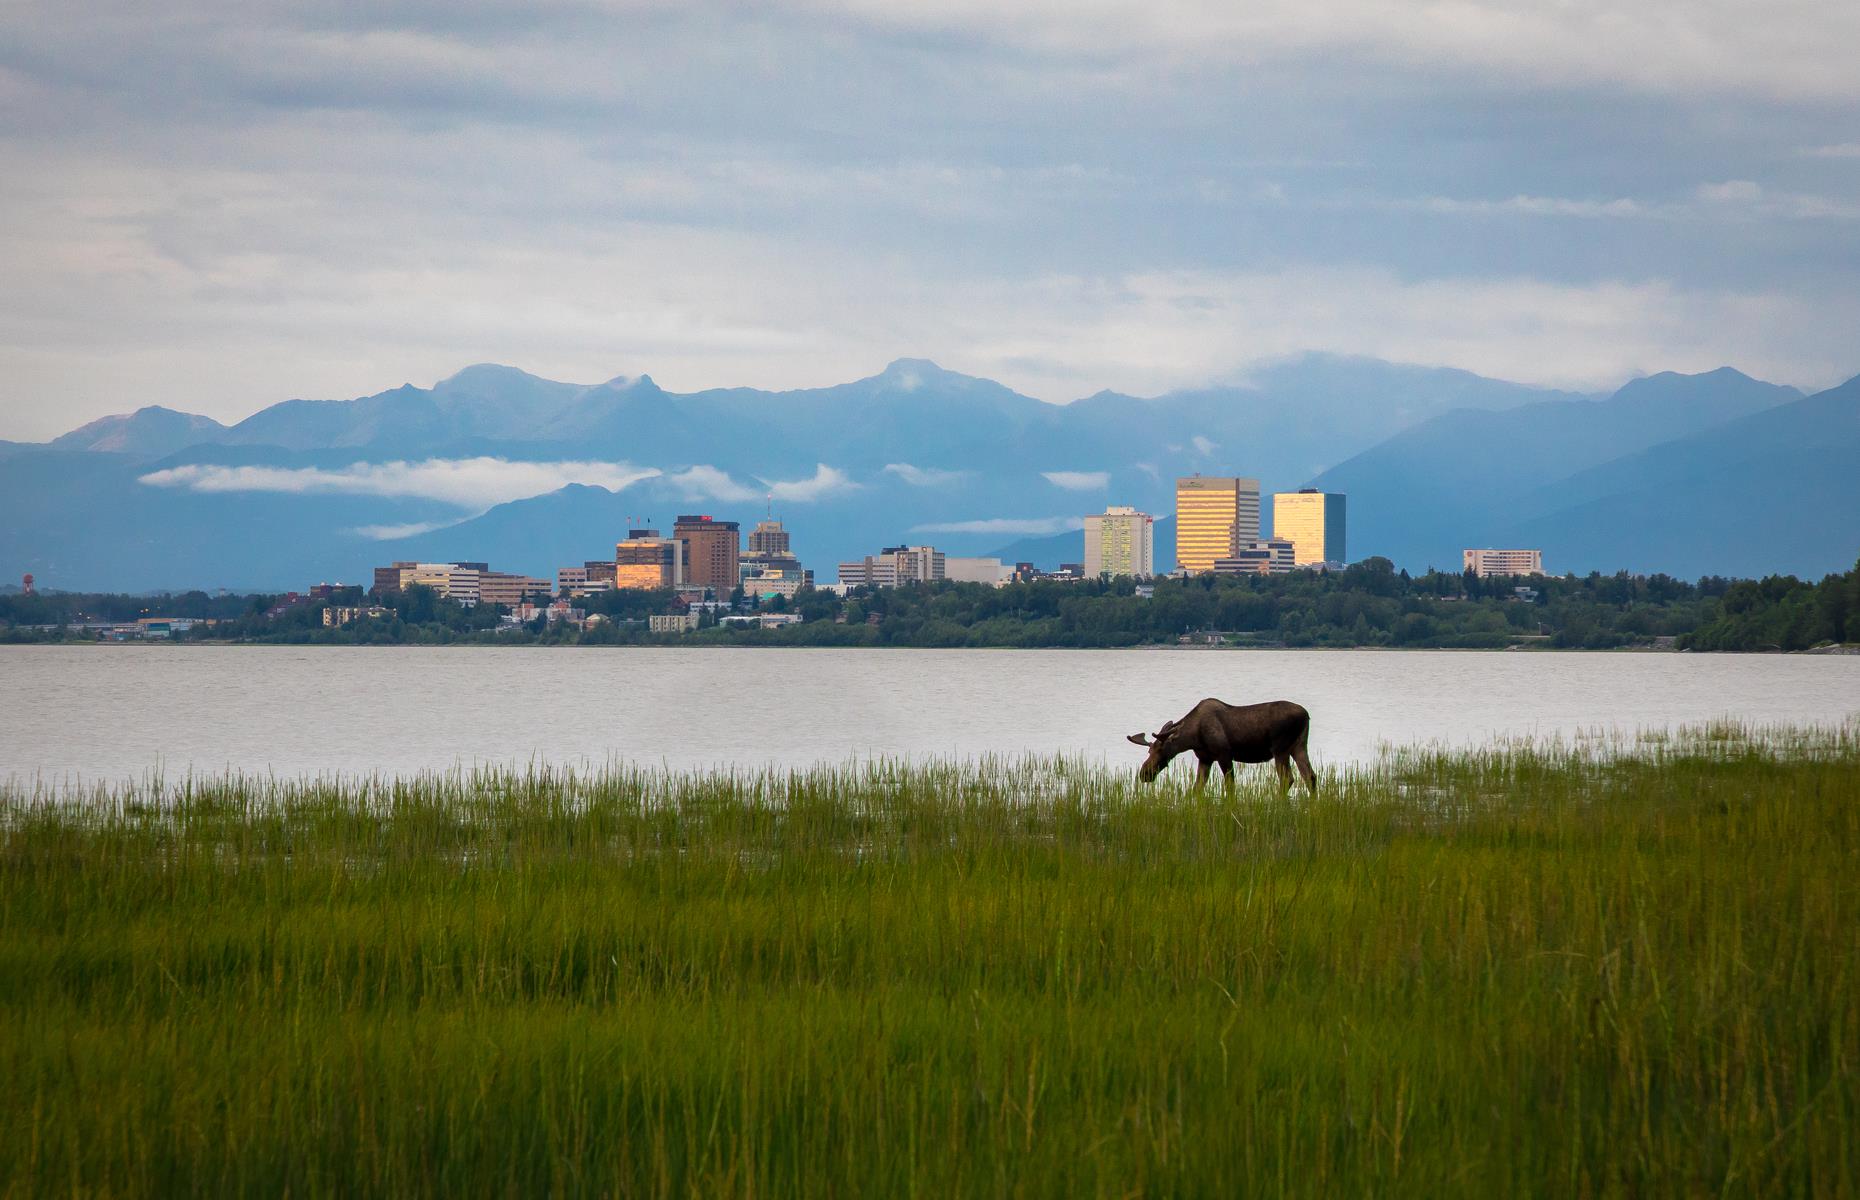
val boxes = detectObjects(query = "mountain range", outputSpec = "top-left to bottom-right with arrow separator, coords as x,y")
2,355 -> 1854,591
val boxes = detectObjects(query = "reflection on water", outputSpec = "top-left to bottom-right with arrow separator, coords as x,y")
3,645 -> 1858,784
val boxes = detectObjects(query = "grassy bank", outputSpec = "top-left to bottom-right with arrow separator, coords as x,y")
4,727 -> 1857,1196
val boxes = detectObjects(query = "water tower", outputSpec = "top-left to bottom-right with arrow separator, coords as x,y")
21,573 -> 32,595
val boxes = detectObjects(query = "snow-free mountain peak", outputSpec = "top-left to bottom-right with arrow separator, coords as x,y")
48,405 -> 229,458
872,358 -> 990,393
434,363 -> 558,391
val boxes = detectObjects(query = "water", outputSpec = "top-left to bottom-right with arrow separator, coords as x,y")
3,645 -> 1858,785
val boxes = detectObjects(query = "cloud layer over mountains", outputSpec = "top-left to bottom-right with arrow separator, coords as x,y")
4,355 -> 1855,590
3,1 -> 1858,439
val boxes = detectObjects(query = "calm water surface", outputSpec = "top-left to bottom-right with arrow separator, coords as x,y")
4,645 -> 1858,784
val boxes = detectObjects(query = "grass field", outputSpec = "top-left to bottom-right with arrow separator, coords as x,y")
3,724 -> 1857,1197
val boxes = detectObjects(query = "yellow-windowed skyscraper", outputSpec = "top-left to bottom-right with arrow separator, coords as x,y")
1271,488 -> 1347,566
1174,476 -> 1260,574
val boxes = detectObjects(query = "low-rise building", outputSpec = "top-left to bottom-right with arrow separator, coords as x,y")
1463,548 -> 1545,577
944,556 -> 1010,586
503,601 -> 589,628
741,570 -> 809,600
373,561 -> 418,594
264,592 -> 310,619
323,605 -> 389,627
374,561 -> 562,606
398,562 -> 483,605
839,544 -> 945,588
134,616 -> 208,637
649,613 -> 700,633
1010,562 -> 1088,584
558,562 -> 620,597
719,612 -> 803,629
477,571 -> 552,607
1214,537 -> 1298,575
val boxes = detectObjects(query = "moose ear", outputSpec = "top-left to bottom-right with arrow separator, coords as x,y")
1126,733 -> 1153,746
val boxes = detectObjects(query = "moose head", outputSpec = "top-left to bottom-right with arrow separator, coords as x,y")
1125,719 -> 1185,782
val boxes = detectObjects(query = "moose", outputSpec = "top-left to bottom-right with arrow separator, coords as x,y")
1127,698 -> 1317,794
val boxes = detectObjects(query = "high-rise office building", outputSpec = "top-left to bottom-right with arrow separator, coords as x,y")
740,518 -> 806,593
1463,548 -> 1544,578
1174,476 -> 1260,574
558,560 -> 620,598
673,514 -> 741,592
1083,506 -> 1155,578
615,529 -> 683,590
746,519 -> 791,556
1272,489 -> 1347,567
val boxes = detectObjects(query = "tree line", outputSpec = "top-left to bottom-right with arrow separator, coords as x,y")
9,556 -> 1855,650
1675,560 -> 1859,651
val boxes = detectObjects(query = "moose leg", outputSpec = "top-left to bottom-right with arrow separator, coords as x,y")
1273,755 -> 1294,793
1220,760 -> 1236,795
1292,745 -> 1317,794
1194,754 -> 1213,792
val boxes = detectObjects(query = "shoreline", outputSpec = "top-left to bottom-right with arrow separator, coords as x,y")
9,638 -> 1860,654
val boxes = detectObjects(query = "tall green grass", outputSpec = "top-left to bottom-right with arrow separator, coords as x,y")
4,724 -> 1857,1197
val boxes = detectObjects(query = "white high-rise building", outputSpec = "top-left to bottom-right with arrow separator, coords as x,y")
1083,506 -> 1156,578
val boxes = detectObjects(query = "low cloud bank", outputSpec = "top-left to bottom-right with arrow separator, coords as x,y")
349,520 -> 464,541
140,458 -> 662,509
664,462 -> 858,504
142,456 -> 860,516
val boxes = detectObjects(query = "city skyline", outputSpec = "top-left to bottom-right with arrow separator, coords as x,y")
358,477 -> 1356,599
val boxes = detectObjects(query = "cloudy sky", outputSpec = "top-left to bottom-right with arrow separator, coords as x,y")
3,0 -> 1858,439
